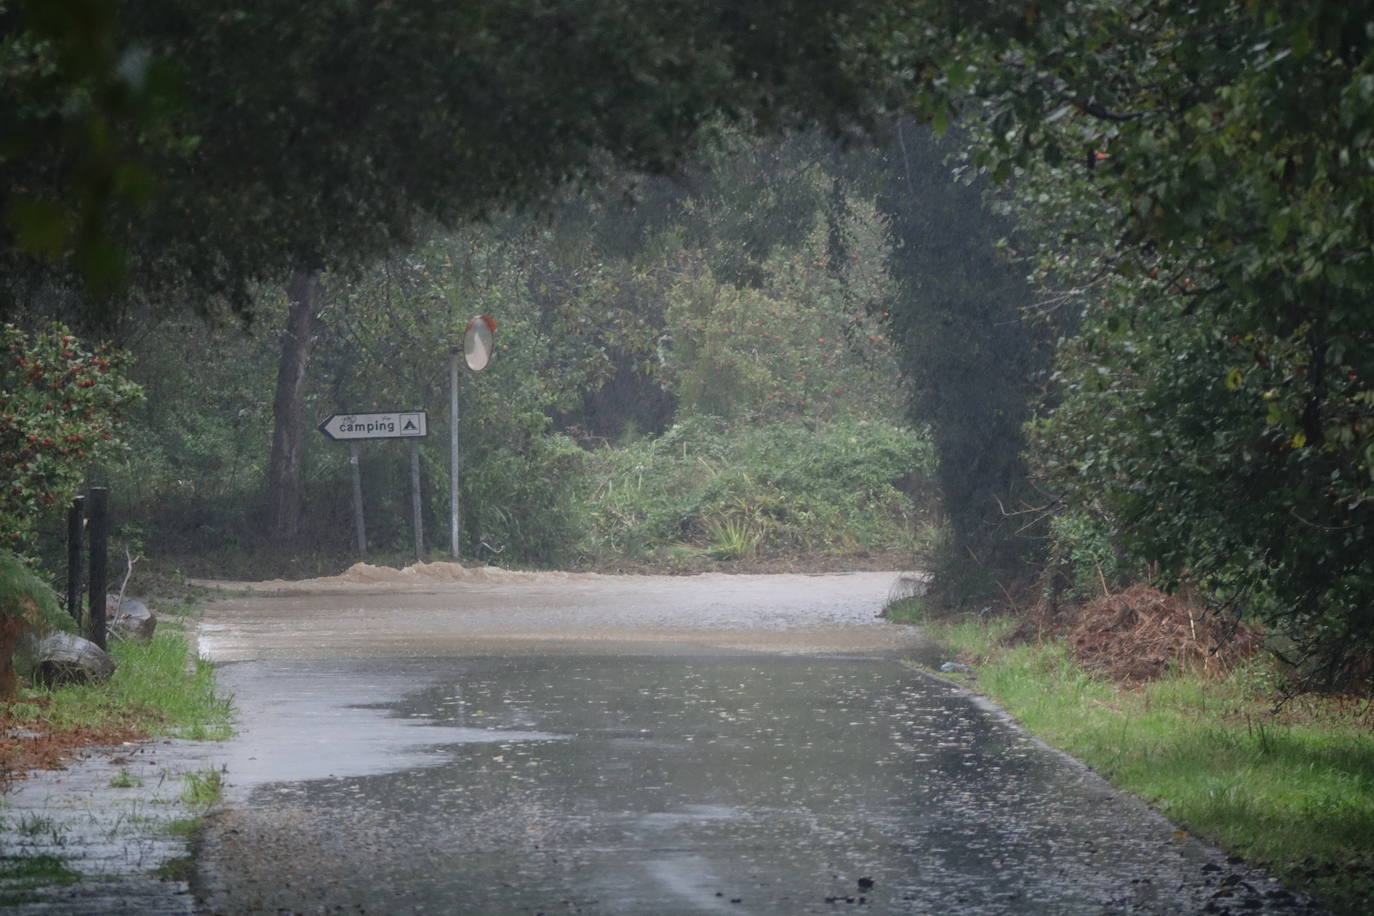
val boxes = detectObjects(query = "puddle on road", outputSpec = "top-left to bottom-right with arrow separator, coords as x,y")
198,655 -> 1317,914
210,660 -> 567,788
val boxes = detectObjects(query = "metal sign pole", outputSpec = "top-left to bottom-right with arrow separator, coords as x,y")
410,437 -> 424,562
349,441 -> 367,558
450,347 -> 461,560
318,408 -> 428,561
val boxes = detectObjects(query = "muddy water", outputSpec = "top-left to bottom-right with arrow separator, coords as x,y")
195,569 -> 927,660
192,568 -> 1319,914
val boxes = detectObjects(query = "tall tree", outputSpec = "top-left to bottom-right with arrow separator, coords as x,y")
874,122 -> 1049,601
919,0 -> 1374,681
266,271 -> 323,542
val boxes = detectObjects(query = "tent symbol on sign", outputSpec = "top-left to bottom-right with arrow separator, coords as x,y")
402,418 -> 418,432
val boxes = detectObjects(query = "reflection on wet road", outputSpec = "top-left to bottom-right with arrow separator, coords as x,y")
194,569 -> 1318,914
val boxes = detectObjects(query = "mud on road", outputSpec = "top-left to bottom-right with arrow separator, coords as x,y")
194,564 -> 931,660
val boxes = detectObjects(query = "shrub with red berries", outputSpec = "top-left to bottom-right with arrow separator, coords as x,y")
1,323 -> 142,551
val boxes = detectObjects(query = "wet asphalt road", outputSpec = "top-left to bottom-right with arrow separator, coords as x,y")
189,566 -> 1321,915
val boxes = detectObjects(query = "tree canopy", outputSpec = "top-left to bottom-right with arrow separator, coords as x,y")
926,0 -> 1374,684
2,0 -> 902,327
9,0 -> 1374,684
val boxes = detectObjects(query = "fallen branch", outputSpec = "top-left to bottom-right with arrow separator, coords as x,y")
109,548 -> 142,642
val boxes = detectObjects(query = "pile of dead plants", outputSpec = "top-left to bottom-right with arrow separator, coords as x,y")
1010,583 -> 1264,684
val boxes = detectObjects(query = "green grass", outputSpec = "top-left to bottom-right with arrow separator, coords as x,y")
108,768 -> 142,789
13,815 -> 61,843
181,768 -> 224,810
153,855 -> 195,882
165,818 -> 202,837
26,623 -> 233,741
905,604 -> 1374,915
704,516 -> 761,560
0,854 -> 81,905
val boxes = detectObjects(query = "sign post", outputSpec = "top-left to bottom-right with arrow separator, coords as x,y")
451,316 -> 496,561
318,411 -> 428,441
449,347 -> 461,560
318,411 -> 429,560
409,436 -> 424,562
348,441 -> 367,557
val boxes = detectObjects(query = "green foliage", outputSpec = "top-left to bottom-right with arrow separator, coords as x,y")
459,432 -> 589,566
108,767 -> 142,788
583,417 -> 931,562
0,0 -> 173,301
704,516 -> 761,561
106,314 -> 277,558
0,323 -> 141,552
32,627 -> 233,740
2,0 -> 905,324
313,232 -> 602,565
1,549 -> 75,697
89,126 -> 929,573
662,223 -> 905,425
1044,511 -> 1134,602
905,0 -> 1374,683
0,550 -> 75,636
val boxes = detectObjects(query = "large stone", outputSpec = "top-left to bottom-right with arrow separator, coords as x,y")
108,595 -> 157,641
33,632 -> 117,687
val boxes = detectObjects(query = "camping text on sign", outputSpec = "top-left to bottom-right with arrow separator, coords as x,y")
318,411 -> 428,441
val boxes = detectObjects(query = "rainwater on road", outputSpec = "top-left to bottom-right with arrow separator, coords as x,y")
190,565 -> 1320,915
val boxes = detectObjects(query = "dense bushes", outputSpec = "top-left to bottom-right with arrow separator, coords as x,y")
1,323 -> 142,555
0,550 -> 76,699
582,416 -> 932,563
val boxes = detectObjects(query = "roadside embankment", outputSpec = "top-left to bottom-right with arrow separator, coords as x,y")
889,592 -> 1374,916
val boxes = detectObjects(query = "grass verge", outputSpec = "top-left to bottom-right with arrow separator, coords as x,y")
28,625 -> 232,741
0,602 -> 233,901
2,609 -> 233,781
890,598 -> 1374,915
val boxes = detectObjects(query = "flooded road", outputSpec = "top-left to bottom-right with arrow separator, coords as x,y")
193,566 -> 1318,914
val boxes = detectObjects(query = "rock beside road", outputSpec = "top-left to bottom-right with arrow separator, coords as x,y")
33,631 -> 116,687
109,596 -> 157,641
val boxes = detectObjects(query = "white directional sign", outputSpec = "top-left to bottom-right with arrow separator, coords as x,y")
318,411 -> 428,441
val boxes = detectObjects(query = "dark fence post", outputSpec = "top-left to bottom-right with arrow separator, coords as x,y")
86,487 -> 109,650
66,496 -> 85,623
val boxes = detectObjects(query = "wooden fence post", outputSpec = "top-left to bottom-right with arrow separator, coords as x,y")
66,495 -> 85,623
86,488 -> 109,650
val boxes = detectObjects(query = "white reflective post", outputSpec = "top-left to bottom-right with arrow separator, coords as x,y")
449,346 -> 461,560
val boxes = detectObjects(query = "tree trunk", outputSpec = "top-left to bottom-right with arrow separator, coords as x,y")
267,270 -> 323,543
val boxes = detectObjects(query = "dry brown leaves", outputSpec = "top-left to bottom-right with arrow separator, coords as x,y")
1011,584 -> 1263,685
0,696 -> 145,786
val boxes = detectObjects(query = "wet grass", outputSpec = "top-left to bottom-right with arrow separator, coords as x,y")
900,601 -> 1374,915
153,855 -> 195,882
165,817 -> 201,837
108,767 -> 142,788
181,768 -> 224,810
0,854 -> 81,905
23,620 -> 233,741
